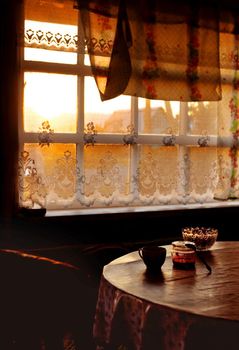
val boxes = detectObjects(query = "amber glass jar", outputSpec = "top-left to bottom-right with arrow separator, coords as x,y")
171,241 -> 196,269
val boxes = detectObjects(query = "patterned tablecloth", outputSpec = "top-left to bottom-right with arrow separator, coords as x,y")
93,242 -> 239,350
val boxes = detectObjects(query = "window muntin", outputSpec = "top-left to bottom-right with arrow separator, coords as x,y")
20,2 -> 221,211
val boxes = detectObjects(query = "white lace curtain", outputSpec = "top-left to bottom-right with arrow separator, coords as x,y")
16,0 -> 239,211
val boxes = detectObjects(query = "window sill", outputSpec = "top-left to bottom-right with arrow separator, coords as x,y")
45,199 -> 239,217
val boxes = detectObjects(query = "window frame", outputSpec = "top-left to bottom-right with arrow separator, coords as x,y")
20,8 -> 239,215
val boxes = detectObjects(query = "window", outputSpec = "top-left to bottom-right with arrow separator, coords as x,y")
19,0 -> 235,213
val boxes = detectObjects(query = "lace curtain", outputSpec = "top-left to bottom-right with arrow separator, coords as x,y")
215,30 -> 239,200
72,0 -> 239,203
14,0 -> 239,211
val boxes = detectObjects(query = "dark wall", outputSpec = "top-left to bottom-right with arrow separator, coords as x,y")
1,205 -> 238,250
0,205 -> 237,289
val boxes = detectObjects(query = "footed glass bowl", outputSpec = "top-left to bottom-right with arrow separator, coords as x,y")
182,227 -> 218,251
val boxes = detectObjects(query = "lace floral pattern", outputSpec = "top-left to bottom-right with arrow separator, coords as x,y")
52,150 -> 77,199
82,150 -> 126,200
25,27 -> 78,52
214,152 -> 232,200
18,151 -> 47,209
137,150 -> 178,199
25,25 -> 113,56
18,146 -> 218,209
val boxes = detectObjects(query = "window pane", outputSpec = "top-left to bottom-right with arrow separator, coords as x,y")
24,47 -> 77,64
84,53 -> 91,66
138,99 -> 180,135
24,72 -> 77,133
19,144 -> 77,209
137,145 -> 179,201
214,147 -> 234,199
187,146 -> 217,201
84,77 -> 131,133
188,102 -> 218,136
81,145 -> 131,206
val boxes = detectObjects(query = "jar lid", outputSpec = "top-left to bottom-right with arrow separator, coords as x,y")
172,240 -> 196,251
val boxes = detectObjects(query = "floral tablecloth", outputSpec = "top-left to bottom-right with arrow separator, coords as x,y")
93,242 -> 239,350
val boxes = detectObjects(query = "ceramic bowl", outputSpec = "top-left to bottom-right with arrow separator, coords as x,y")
182,227 -> 218,251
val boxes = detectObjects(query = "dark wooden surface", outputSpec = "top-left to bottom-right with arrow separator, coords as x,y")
103,241 -> 239,321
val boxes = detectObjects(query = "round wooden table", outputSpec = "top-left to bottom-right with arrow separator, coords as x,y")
93,241 -> 239,350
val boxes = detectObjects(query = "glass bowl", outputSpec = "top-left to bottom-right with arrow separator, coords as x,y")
182,227 -> 218,251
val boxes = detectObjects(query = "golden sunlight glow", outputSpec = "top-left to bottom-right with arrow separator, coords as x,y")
85,77 -> 131,115
24,72 -> 77,133
84,77 -> 131,132
24,143 -> 76,175
24,20 -> 181,135
25,47 -> 77,64
138,98 -> 180,119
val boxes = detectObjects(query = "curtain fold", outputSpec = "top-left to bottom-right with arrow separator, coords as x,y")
214,19 -> 239,200
75,0 -> 223,101
74,0 -> 239,201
